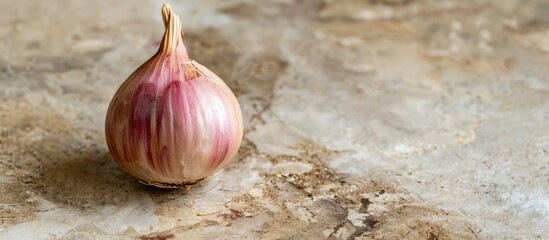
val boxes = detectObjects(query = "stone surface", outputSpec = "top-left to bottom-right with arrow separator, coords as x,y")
0,0 -> 548,239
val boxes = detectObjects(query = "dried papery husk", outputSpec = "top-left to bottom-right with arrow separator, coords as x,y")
105,4 -> 243,188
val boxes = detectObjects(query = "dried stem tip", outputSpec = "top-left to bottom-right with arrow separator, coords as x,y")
161,3 -> 184,53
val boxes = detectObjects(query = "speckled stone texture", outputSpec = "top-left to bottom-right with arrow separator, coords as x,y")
0,0 -> 548,239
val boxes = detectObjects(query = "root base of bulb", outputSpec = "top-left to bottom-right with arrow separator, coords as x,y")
138,178 -> 207,189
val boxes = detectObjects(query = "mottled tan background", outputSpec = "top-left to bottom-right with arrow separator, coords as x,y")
0,0 -> 548,239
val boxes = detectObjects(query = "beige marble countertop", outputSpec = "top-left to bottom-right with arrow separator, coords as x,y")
0,0 -> 548,239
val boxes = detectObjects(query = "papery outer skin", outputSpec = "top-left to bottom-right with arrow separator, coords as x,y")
105,13 -> 243,184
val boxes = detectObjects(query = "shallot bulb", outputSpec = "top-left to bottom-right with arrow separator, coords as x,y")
105,4 -> 243,188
